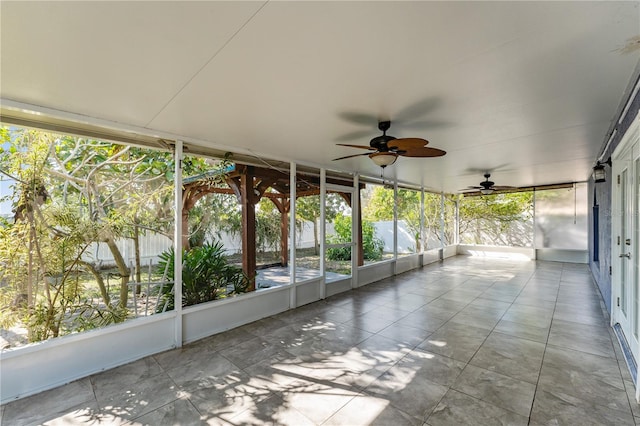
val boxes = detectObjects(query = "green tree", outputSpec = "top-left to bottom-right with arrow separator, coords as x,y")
363,186 -> 423,250
458,192 -> 534,246
363,186 -> 395,222
326,214 -> 383,261
295,194 -> 340,254
256,197 -> 283,258
188,193 -> 240,248
0,127 -> 177,342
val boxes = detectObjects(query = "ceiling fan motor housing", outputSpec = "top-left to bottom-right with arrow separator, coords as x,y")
481,173 -> 494,188
370,134 -> 397,151
378,121 -> 391,132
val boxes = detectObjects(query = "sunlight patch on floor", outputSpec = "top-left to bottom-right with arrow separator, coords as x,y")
467,250 -> 531,261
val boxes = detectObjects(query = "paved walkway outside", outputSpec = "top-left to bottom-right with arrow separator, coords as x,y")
2,256 -> 639,425
256,266 -> 345,289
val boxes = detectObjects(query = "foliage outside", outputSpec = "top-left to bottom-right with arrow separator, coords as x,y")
155,241 -> 250,311
296,194 -> 340,254
0,127 -> 177,344
326,214 -> 384,261
0,126 -> 545,348
458,192 -> 534,247
362,185 -> 452,251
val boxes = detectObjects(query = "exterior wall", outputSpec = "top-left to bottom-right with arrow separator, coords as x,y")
589,71 -> 640,314
589,173 -> 613,313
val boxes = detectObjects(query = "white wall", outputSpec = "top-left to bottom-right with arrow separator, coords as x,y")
1,314 -> 176,402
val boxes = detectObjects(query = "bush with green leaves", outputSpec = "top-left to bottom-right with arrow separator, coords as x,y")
156,241 -> 250,311
326,215 -> 383,261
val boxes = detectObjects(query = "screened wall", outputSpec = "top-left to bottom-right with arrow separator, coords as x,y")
0,123 -> 590,353
293,172 -> 322,282
361,183 -> 395,264
458,192 -> 534,247
458,185 -> 588,252
0,127 -> 174,345
396,188 -> 421,255
535,183 -> 588,250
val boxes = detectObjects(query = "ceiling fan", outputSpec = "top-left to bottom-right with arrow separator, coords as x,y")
461,173 -> 515,195
332,120 -> 446,168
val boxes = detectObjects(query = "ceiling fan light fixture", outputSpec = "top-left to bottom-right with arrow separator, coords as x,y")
480,188 -> 494,195
369,152 -> 398,167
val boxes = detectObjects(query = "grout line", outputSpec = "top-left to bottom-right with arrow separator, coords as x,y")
423,259 -> 538,422
526,261 -> 562,424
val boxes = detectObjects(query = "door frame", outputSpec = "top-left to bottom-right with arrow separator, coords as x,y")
611,112 -> 640,400
611,151 -> 632,334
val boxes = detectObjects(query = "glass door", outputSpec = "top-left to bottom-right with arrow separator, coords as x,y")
618,167 -> 632,338
613,144 -> 638,357
632,157 -> 640,357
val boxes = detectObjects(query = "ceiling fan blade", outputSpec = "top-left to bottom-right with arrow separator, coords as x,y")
463,165 -> 511,175
400,147 -> 447,157
335,130 -> 375,142
338,111 -> 379,126
336,143 -> 375,150
388,138 -> 428,151
395,97 -> 441,123
332,152 -> 372,161
399,119 -> 452,130
492,185 -> 516,191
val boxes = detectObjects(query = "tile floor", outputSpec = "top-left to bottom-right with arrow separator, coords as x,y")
2,256 -> 639,425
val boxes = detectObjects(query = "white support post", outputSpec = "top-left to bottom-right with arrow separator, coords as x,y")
352,173 -> 359,289
320,168 -> 326,299
289,162 -> 297,308
532,189 -> 537,251
455,198 -> 460,245
420,187 -> 425,254
393,180 -> 398,275
393,180 -> 398,256
173,140 -> 183,348
440,192 -> 445,260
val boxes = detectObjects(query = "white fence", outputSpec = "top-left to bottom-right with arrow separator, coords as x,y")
83,220 -> 424,267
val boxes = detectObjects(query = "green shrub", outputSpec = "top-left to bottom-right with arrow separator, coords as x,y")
326,215 -> 383,261
156,241 -> 250,311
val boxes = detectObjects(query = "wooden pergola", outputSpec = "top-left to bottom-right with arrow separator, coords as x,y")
182,164 -> 364,291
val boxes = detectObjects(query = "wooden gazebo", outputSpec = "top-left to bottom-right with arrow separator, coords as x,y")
182,164 -> 364,290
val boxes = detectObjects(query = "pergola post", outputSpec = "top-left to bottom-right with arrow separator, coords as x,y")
357,185 -> 364,267
240,167 -> 257,291
269,198 -> 290,267
181,164 -> 364,293
279,200 -> 290,267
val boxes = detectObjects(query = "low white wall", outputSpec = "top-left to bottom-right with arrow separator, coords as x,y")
443,245 -> 457,259
182,287 -> 290,345
457,244 -> 535,260
423,248 -> 441,266
296,279 -> 323,307
357,261 -> 394,287
0,314 -> 176,404
326,278 -> 352,298
536,248 -> 588,263
396,253 -> 422,274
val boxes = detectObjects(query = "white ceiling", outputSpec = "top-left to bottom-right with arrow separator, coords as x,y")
1,1 -> 639,193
